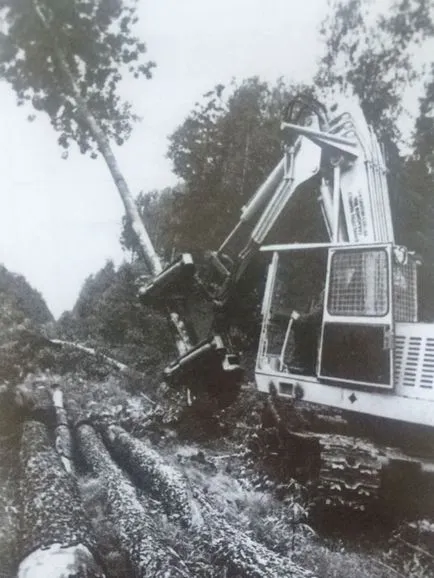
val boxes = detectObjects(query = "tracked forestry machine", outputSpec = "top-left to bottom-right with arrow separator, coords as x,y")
139,93 -> 434,515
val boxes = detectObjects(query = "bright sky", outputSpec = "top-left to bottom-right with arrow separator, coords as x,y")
0,0 -> 338,318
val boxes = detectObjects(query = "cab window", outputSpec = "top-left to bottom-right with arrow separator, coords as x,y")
327,249 -> 388,317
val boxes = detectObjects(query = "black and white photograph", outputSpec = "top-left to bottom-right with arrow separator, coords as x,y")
0,1 -> 433,576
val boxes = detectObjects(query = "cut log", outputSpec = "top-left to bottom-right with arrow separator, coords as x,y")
0,387 -> 21,575
17,420 -> 104,578
76,423 -> 190,577
98,425 -> 312,577
195,493 -> 314,578
0,430 -> 20,578
49,340 -> 131,373
98,423 -> 200,527
14,380 -> 55,424
51,386 -> 74,474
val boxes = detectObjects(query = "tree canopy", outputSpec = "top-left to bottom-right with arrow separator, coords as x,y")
165,77 -> 313,253
316,0 -> 434,141
0,0 -> 154,157
0,0 -> 165,279
316,0 -> 434,317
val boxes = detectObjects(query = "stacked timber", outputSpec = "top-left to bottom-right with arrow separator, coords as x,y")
17,420 -> 104,578
98,423 -> 199,527
99,423 -> 313,578
76,423 -> 190,578
11,384 -> 314,578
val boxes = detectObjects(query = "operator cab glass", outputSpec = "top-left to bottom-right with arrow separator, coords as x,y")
319,246 -> 394,388
258,243 -> 419,390
257,250 -> 327,376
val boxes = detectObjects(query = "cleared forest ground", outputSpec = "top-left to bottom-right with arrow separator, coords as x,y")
0,333 -> 433,577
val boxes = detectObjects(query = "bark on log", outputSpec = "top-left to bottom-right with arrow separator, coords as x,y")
98,424 -> 199,527
98,425 -> 312,577
76,424 -> 190,577
0,431 -> 20,578
17,420 -> 104,578
52,386 -> 74,474
195,494 -> 314,578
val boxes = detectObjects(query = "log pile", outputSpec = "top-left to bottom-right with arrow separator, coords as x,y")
17,420 -> 104,578
98,423 -> 199,527
8,383 -> 314,578
97,424 -> 312,578
76,423 -> 191,578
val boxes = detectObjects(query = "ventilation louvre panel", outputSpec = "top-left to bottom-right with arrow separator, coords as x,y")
395,332 -> 434,391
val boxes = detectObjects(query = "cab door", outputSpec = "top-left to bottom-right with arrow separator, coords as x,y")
318,245 -> 394,389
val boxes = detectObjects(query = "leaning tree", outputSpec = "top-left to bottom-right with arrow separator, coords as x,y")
0,0 -> 194,354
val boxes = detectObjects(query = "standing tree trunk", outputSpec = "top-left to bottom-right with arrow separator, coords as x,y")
77,98 -> 195,357
17,420 -> 104,578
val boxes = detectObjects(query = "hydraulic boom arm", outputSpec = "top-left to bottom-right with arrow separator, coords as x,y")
138,93 -> 396,404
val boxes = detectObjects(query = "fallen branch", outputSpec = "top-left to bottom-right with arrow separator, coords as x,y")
17,420 -> 104,578
366,555 -> 407,578
51,339 -> 130,372
76,423 -> 190,577
49,338 -> 155,404
394,536 -> 434,560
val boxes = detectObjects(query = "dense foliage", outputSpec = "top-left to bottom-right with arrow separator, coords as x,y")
316,0 -> 434,140
0,0 -> 154,157
0,264 -> 52,327
58,260 -> 175,373
0,264 -> 54,384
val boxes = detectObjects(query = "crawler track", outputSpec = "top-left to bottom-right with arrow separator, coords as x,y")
254,399 -> 434,516
316,434 -> 382,511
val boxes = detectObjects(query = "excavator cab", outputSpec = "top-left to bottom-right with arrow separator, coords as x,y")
256,241 -> 424,410
319,242 -> 418,390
